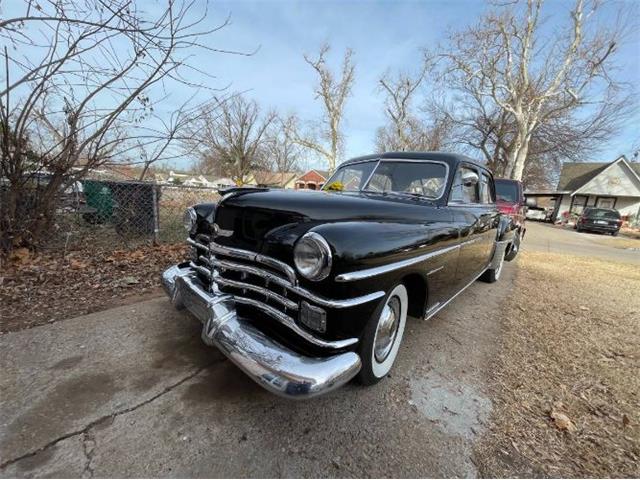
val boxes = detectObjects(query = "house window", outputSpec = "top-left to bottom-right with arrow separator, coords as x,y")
596,197 -> 616,209
571,195 -> 588,214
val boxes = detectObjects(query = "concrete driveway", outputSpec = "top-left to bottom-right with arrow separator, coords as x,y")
524,221 -> 640,265
1,272 -> 510,478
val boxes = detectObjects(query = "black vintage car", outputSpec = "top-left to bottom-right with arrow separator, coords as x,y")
162,152 -> 517,398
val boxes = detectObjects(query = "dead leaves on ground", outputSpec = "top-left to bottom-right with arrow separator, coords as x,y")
1,243 -> 188,332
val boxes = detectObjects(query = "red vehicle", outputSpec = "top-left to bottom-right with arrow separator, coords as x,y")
495,178 -> 526,260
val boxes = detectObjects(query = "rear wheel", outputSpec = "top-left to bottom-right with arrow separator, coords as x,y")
612,231 -> 619,236
357,284 -> 408,386
504,231 -> 521,261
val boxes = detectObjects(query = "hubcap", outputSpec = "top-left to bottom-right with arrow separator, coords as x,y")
374,296 -> 400,362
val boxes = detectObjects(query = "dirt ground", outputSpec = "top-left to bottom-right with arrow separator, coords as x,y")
475,250 -> 640,478
0,244 -> 187,333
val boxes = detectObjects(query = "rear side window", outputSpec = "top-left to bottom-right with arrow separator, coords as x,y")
449,166 -> 479,203
480,173 -> 494,204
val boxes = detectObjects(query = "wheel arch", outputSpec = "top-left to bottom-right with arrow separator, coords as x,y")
400,272 -> 428,319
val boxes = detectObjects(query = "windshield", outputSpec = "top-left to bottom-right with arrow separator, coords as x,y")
584,208 -> 620,219
323,161 -> 376,192
324,160 -> 447,199
495,180 -> 519,203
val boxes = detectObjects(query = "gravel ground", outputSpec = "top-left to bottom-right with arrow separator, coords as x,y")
475,250 -> 640,478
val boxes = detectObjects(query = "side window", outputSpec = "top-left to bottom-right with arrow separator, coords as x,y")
480,173 -> 494,204
449,166 -> 479,203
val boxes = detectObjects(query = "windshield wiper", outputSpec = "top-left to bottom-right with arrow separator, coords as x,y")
361,189 -> 434,201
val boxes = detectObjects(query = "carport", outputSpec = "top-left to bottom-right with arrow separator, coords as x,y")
524,190 -> 568,223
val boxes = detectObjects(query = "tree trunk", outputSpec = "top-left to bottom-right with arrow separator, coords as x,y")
511,138 -> 530,181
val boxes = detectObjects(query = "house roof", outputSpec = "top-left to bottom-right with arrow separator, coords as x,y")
253,170 -> 298,186
556,157 -> 640,192
296,169 -> 330,181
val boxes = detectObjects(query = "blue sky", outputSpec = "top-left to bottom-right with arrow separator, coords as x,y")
4,0 -> 639,170
172,0 -> 639,169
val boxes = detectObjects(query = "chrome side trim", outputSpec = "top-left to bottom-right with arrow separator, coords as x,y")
424,266 -> 488,320
426,265 -> 444,276
215,276 -> 298,311
232,297 -> 358,349
335,243 -> 460,282
210,257 -> 385,309
209,242 -> 298,285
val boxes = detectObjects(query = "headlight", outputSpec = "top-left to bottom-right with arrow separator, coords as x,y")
294,232 -> 332,281
183,207 -> 197,233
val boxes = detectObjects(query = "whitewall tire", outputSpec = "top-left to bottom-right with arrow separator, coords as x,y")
357,284 -> 408,385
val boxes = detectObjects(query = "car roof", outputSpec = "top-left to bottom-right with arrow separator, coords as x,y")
339,151 -> 487,171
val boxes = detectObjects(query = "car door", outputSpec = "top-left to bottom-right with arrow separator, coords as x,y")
478,170 -> 501,262
448,164 -> 490,289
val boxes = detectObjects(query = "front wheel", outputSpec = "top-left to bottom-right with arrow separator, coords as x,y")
357,284 -> 408,386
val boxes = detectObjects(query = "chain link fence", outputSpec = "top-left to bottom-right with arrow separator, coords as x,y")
42,180 -> 220,253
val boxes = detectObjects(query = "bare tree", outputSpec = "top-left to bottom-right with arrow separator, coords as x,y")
291,44 -> 355,173
186,94 -> 276,185
264,115 -> 301,184
437,0 -> 634,180
0,0 -> 242,252
376,66 -> 426,151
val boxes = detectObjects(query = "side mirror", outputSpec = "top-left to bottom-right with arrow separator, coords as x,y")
461,170 -> 479,187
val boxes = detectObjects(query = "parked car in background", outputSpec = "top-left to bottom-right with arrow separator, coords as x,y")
575,207 -> 623,235
162,152 -> 518,399
495,178 -> 525,260
525,205 -> 553,222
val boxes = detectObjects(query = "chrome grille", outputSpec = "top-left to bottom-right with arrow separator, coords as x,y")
186,237 -> 385,349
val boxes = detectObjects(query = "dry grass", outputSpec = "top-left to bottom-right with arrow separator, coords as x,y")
476,251 -> 640,478
590,236 -> 640,250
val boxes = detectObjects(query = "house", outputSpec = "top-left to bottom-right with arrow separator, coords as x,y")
294,169 -> 330,190
249,171 -> 299,188
550,156 -> 640,223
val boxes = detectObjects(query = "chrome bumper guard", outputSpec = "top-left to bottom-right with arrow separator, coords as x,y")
162,265 -> 362,399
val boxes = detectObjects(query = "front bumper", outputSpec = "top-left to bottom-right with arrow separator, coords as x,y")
161,265 -> 361,399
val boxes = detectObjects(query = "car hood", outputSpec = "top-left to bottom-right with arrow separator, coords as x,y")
212,188 -> 439,252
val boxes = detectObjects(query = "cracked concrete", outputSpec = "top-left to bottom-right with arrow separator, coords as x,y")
1,260 -> 515,478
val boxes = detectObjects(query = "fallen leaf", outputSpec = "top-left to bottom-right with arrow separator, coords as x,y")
9,248 -> 30,265
550,409 -> 576,432
622,414 -> 630,428
69,258 -> 89,269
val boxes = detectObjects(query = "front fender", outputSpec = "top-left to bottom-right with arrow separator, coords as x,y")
311,220 -> 459,275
